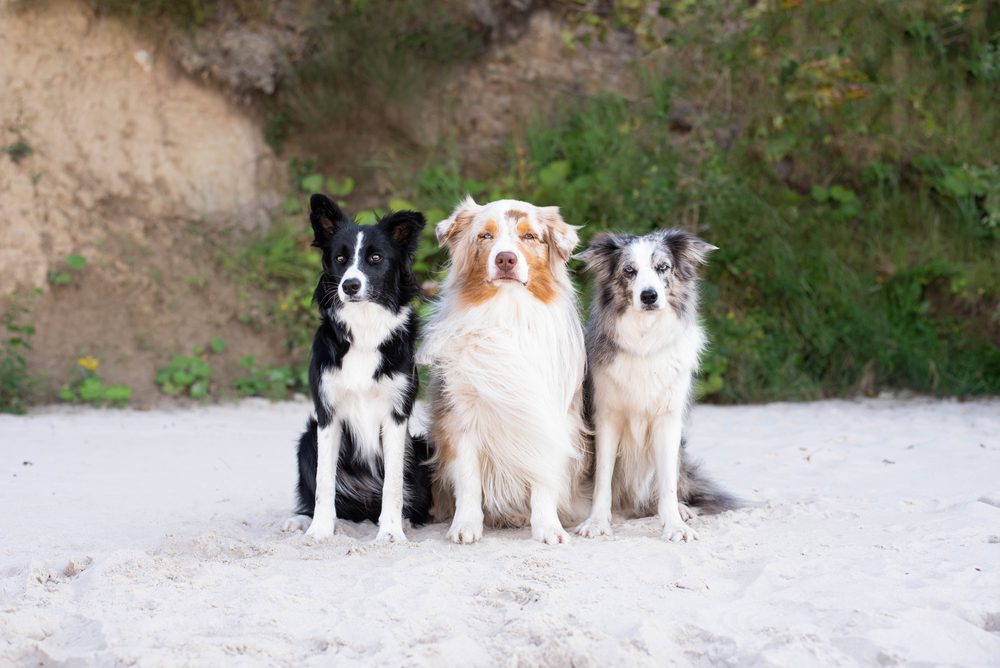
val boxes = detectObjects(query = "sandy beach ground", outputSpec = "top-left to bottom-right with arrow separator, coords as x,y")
1,398 -> 998,666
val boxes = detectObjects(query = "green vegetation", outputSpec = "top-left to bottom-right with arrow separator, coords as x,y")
402,0 -> 1000,401
58,356 -> 132,408
86,0 -> 225,29
155,338 -> 225,399
0,298 -> 36,414
48,254 -> 87,286
2,137 -> 33,164
217,0 -> 998,403
233,356 -> 306,400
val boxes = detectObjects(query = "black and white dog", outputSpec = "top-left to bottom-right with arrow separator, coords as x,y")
283,194 -> 433,542
575,230 -> 735,542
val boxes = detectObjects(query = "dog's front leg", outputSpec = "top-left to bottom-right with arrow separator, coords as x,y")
653,412 -> 698,543
375,418 -> 408,543
531,482 -> 570,545
577,410 -> 622,538
446,435 -> 484,544
306,419 -> 342,539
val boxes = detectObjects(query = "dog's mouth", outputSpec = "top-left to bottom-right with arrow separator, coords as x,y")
490,273 -> 526,286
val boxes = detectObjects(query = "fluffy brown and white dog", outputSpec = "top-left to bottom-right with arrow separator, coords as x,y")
417,196 -> 587,545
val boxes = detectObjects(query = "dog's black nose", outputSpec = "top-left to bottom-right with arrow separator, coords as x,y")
342,278 -> 361,296
640,289 -> 658,305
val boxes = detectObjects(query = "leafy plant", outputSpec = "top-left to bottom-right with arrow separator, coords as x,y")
0,299 -> 36,414
155,340 -> 224,399
232,356 -> 306,401
48,254 -> 87,286
2,138 -> 32,164
58,356 -> 132,408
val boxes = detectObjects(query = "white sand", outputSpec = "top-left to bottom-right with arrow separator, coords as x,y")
1,398 -> 998,666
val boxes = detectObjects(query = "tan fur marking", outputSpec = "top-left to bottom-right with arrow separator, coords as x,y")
506,209 -> 528,221
455,219 -> 499,306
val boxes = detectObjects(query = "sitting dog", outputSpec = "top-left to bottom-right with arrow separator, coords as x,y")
575,230 -> 734,542
283,194 -> 433,542
418,197 -> 587,544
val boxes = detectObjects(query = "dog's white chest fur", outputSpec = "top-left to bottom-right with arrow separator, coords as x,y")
597,309 -> 704,418
320,303 -> 410,463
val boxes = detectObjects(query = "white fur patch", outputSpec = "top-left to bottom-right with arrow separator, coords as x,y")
627,238 -> 666,311
322,305 -> 411,465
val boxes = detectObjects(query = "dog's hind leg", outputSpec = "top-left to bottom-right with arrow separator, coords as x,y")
653,411 -> 698,543
306,419 -> 342,540
375,418 -> 408,543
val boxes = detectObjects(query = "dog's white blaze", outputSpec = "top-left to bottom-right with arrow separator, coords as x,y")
338,231 -> 368,302
628,238 -> 664,310
487,214 -> 529,284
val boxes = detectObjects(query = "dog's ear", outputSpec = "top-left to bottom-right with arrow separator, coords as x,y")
537,206 -> 580,268
310,194 -> 350,248
379,209 -> 426,256
662,231 -> 717,280
436,195 -> 479,247
574,233 -> 623,275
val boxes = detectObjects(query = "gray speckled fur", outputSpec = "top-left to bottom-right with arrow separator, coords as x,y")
577,229 -> 737,514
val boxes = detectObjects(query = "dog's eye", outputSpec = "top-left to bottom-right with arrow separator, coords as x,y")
335,255 -> 347,264
369,253 -> 382,264
656,263 -> 670,272
623,266 -> 637,276
522,232 -> 536,241
479,233 -> 494,241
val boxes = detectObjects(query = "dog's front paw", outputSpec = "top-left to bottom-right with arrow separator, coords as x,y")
661,520 -> 698,543
575,516 -> 613,538
533,523 -> 571,545
375,522 -> 407,544
446,518 -> 483,544
305,515 -> 336,540
678,503 -> 697,522
282,514 -> 311,532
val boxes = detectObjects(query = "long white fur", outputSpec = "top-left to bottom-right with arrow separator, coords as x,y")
577,239 -> 706,542
419,197 -> 586,545
304,226 -> 414,543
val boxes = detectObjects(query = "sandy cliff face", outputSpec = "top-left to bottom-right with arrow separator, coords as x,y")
0,0 -> 281,290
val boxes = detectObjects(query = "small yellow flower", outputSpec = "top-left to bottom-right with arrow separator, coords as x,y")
279,303 -> 289,312
78,356 -> 99,371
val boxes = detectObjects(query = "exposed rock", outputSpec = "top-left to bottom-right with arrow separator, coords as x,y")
0,0 -> 282,290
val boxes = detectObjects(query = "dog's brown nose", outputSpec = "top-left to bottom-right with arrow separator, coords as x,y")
495,252 -> 518,270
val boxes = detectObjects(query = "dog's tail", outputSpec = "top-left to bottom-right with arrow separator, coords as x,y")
679,442 -> 739,514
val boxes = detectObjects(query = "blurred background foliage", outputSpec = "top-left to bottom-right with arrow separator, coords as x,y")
4,0 -> 998,409
227,0 -> 999,402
